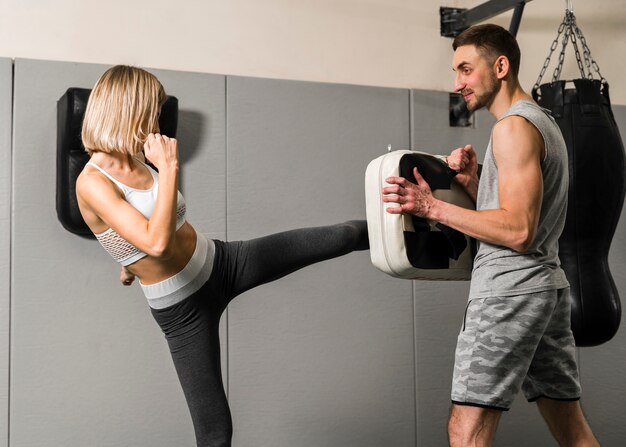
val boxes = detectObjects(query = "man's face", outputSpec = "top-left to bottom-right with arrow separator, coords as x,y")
452,45 -> 499,112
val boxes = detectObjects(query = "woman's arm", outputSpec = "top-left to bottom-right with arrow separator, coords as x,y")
77,134 -> 180,258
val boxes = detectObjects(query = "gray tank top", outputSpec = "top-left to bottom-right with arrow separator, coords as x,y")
469,100 -> 570,298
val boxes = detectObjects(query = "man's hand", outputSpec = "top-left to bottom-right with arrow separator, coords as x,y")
448,144 -> 479,202
382,167 -> 436,218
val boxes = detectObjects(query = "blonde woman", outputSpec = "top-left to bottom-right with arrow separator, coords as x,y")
76,65 -> 368,446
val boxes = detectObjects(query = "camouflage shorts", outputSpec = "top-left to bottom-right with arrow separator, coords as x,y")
451,288 -> 581,410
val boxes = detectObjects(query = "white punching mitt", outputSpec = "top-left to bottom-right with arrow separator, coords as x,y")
365,150 -> 475,280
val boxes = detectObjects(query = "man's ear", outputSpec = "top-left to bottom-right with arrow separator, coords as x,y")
494,55 -> 510,79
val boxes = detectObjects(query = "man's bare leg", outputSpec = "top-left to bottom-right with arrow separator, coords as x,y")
536,398 -> 599,447
448,404 -> 502,447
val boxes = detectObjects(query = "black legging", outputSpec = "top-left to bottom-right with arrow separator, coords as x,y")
150,221 -> 369,446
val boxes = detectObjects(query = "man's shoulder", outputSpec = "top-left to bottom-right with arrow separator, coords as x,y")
492,114 -> 542,144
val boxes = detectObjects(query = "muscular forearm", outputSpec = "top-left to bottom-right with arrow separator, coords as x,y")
429,199 -> 536,252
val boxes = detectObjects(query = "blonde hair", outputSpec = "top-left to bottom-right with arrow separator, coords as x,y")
82,65 -> 166,156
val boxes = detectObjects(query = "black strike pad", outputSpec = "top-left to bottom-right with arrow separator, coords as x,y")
56,88 -> 178,238
534,79 -> 625,346
398,153 -> 469,269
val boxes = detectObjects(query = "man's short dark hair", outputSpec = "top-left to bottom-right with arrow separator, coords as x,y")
452,24 -> 521,77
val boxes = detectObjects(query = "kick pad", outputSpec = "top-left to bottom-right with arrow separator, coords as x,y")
365,150 -> 475,280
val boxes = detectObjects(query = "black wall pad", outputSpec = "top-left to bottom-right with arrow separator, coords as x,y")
56,88 -> 178,238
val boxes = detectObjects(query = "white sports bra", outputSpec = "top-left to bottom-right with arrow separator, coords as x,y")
87,159 -> 187,266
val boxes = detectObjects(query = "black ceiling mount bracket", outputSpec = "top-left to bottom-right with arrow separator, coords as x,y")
440,0 -> 533,38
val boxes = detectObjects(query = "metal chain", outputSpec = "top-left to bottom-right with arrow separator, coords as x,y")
568,12 -> 592,79
574,19 -> 594,79
572,14 -> 606,82
533,18 -> 567,90
533,9 -> 605,89
568,22 -> 587,78
551,14 -> 573,82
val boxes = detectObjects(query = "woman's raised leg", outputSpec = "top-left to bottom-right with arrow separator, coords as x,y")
222,220 -> 368,299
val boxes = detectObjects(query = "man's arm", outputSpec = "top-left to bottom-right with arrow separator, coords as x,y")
383,116 -> 544,253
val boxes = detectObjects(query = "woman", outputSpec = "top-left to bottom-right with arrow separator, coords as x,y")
76,65 -> 369,446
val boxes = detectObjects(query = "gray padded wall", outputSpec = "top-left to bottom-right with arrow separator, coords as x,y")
11,59 -> 225,446
0,58 -> 12,447
226,77 -> 416,446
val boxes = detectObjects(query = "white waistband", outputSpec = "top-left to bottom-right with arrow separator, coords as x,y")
139,233 -> 215,309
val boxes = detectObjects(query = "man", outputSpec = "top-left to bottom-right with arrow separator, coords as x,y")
383,24 -> 599,446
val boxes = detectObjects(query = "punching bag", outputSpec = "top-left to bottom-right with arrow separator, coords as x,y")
532,10 -> 626,346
